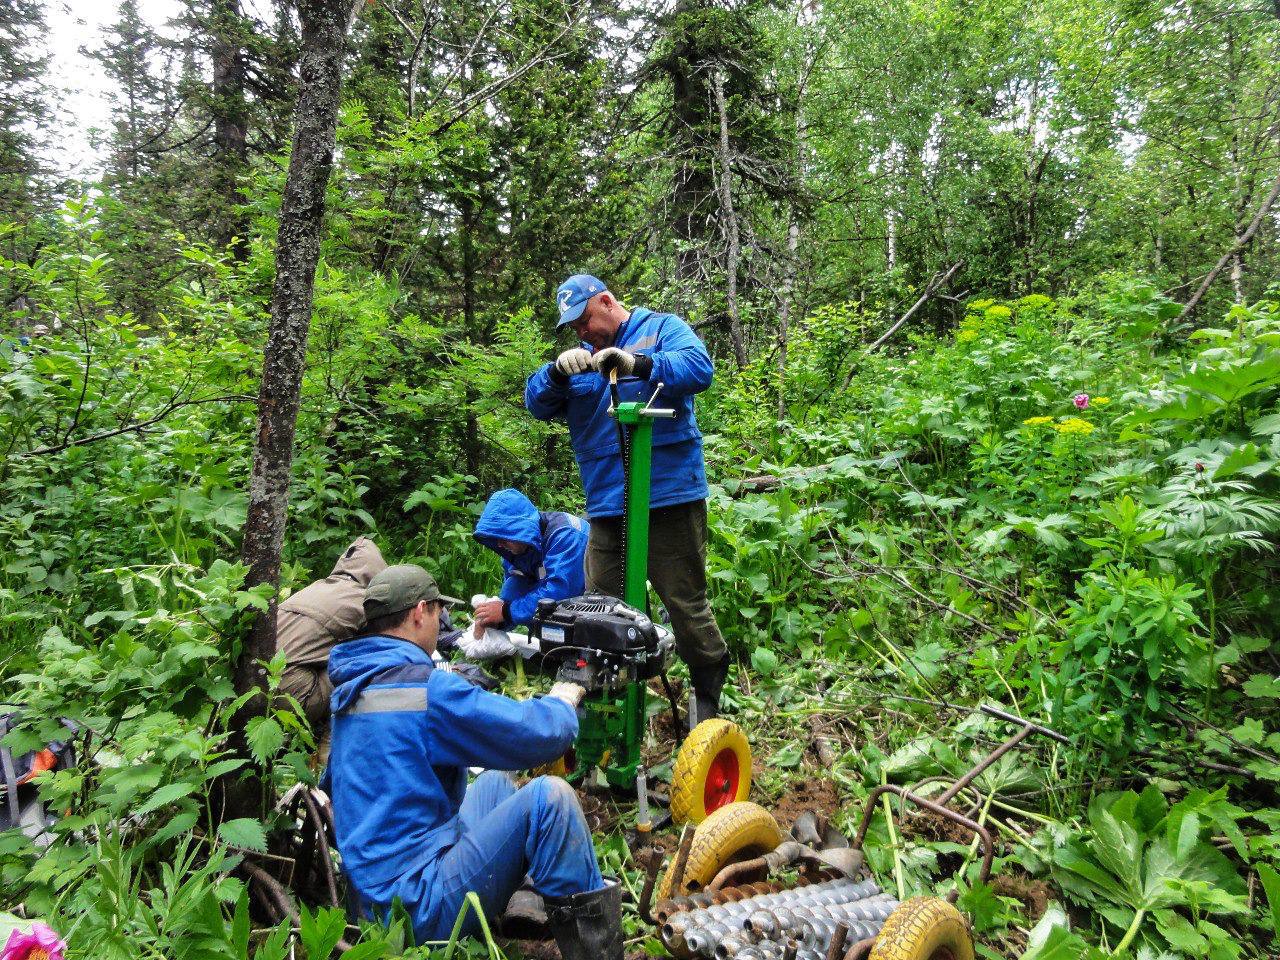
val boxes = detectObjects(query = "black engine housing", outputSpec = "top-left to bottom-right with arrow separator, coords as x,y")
531,594 -> 667,688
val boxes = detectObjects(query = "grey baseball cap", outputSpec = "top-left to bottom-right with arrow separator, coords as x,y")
363,564 -> 457,619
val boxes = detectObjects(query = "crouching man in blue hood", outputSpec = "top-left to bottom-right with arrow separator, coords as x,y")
471,489 -> 588,633
326,564 -> 621,958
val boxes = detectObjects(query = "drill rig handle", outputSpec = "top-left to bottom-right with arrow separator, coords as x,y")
641,382 -> 676,418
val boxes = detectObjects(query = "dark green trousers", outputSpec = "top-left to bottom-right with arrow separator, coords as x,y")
585,499 -> 728,669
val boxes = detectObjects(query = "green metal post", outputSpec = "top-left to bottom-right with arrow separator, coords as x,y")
585,399 -> 653,789
615,401 -> 652,611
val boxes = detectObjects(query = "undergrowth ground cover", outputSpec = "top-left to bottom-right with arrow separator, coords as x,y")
2,230 -> 1280,959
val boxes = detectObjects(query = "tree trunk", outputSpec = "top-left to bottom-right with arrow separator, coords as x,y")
211,0 -> 250,257
885,143 -> 898,271
226,0 -> 351,822
666,0 -> 716,285
713,67 -> 747,369
777,216 -> 799,420
461,195 -> 481,476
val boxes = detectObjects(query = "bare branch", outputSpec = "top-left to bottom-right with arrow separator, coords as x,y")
1176,164 -> 1280,323
19,395 -> 253,457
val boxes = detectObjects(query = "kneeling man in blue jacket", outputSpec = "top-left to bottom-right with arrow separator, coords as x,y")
472,488 -> 589,633
326,564 -> 620,958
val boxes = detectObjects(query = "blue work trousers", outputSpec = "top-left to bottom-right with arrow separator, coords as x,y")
415,772 -> 603,942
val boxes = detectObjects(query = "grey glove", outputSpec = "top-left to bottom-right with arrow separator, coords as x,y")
547,681 -> 587,708
555,348 -> 593,376
592,347 -> 654,380
590,347 -> 634,376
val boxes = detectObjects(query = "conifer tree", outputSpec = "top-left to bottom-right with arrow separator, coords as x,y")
0,0 -> 51,222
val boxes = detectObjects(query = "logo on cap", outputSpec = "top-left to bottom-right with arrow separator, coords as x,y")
558,290 -> 572,314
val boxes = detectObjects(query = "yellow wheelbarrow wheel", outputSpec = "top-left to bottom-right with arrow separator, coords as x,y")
670,718 -> 752,825
656,800 -> 783,901
868,897 -> 975,960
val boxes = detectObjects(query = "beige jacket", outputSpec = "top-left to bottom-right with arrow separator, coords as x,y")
278,537 -> 387,668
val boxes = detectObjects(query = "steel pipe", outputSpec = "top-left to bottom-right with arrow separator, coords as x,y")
664,877 -> 871,940
710,916 -> 889,960
657,877 -> 817,921
706,902 -> 895,960
701,911 -> 893,960
745,895 -> 896,938
663,878 -> 879,951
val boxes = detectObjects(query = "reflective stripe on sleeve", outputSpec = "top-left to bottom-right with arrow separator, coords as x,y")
346,686 -> 428,715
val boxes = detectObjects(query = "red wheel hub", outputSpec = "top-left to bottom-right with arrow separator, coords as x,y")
704,748 -> 740,813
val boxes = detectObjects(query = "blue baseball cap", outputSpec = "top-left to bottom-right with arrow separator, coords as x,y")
555,274 -> 607,328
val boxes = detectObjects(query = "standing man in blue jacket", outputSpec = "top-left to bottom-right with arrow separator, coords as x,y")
471,488 -> 589,632
326,564 -> 620,958
525,275 -> 730,721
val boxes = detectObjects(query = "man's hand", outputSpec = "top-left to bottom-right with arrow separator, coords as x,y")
547,681 -> 587,708
590,347 -> 635,377
473,598 -> 505,630
555,348 -> 593,376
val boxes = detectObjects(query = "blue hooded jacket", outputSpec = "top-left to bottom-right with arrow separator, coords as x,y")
525,307 -> 712,518
325,635 -> 577,926
473,489 -> 588,628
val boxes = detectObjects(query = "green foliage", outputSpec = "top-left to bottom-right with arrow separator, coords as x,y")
3,0 -> 1280,947
1052,786 -> 1249,956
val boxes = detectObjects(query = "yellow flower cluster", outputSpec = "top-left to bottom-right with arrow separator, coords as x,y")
1023,415 -> 1096,435
957,328 -> 979,342
1052,417 -> 1095,435
1093,396 -> 1111,405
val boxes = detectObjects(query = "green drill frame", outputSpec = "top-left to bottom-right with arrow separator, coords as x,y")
566,398 -> 656,790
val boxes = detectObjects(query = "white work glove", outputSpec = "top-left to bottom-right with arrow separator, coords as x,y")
590,347 -> 635,377
556,348 -> 593,376
547,681 -> 587,708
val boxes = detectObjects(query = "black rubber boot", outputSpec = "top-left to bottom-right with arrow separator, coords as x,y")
544,879 -> 623,960
689,654 -> 730,723
501,884 -> 549,939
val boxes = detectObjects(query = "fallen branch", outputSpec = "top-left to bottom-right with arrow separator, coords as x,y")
841,261 -> 964,389
866,260 -> 965,353
1176,164 -> 1280,323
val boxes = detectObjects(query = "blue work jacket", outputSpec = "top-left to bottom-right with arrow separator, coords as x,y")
525,307 -> 712,518
325,636 -> 577,922
473,489 -> 588,628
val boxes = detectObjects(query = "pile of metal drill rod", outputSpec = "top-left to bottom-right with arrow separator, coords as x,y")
658,877 -> 897,960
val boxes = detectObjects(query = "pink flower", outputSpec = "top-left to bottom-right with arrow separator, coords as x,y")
1,923 -> 66,960
1073,393 -> 1090,409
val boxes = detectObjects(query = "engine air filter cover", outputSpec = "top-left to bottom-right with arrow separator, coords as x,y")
533,594 -> 660,660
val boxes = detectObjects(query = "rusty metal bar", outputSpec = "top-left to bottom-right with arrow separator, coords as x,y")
670,823 -> 695,895
842,937 -> 876,960
825,922 -> 849,960
708,854 -> 774,891
639,848 -> 664,923
853,784 -> 994,897
979,704 -> 1070,745
934,723 -> 1035,807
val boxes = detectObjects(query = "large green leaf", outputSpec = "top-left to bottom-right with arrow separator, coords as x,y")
218,818 -> 267,853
